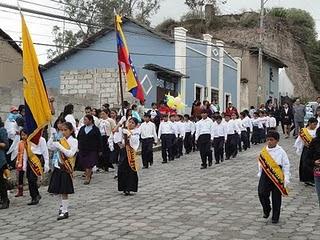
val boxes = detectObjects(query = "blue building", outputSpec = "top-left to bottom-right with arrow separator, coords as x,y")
42,18 -> 240,112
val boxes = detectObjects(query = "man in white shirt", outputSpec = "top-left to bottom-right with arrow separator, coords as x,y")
195,109 -> 214,169
212,115 -> 226,164
184,114 -> 195,154
140,113 -> 158,168
158,114 -> 177,163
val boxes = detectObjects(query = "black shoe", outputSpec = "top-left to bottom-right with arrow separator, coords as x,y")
162,161 -> 167,164
124,191 -> 131,196
305,182 -> 315,187
215,161 -> 220,164
169,158 -> 174,161
27,198 -> 39,205
200,166 -> 207,169
208,161 -> 212,167
263,210 -> 271,219
0,199 -> 9,209
150,161 -> 153,166
225,157 -> 230,160
57,212 -> 69,221
114,175 -> 118,179
142,166 -> 148,169
271,219 -> 279,224
176,155 -> 180,159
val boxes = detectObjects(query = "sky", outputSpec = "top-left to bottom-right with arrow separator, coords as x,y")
0,0 -> 320,64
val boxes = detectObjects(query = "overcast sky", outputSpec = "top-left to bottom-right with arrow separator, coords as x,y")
0,0 -> 319,64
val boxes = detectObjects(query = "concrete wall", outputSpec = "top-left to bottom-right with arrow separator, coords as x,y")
279,68 -> 294,97
0,37 -> 22,85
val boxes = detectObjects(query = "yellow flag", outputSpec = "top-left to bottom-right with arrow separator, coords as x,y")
22,14 -> 52,176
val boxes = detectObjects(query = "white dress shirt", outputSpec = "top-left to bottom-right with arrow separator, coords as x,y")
225,119 -> 241,135
158,121 -> 177,138
99,119 -> 111,136
258,145 -> 290,186
242,116 -> 253,131
252,118 -> 263,129
184,120 -> 195,134
213,122 -> 227,139
176,121 -> 186,139
139,121 -> 157,142
47,136 -> 78,168
294,128 -> 316,155
268,117 -> 277,128
236,118 -> 246,132
65,114 -> 77,133
195,117 -> 214,141
23,137 -> 49,171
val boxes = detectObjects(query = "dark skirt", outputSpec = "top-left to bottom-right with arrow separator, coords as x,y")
78,150 -> 99,169
299,147 -> 314,183
118,148 -> 138,192
48,168 -> 74,194
251,126 -> 260,144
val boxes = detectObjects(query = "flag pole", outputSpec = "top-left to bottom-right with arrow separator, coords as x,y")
115,14 -> 125,117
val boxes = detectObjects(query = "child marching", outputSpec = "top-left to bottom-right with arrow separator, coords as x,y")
212,115 -> 226,164
294,117 -> 318,186
48,122 -> 78,220
258,131 -> 290,224
195,109 -> 214,169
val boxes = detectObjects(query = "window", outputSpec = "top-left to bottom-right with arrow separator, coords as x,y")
211,89 -> 219,103
196,86 -> 202,101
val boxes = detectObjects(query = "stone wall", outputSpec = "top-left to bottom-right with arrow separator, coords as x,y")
0,83 -> 97,122
60,68 -> 135,109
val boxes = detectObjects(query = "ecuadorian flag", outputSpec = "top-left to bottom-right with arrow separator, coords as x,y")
115,15 -> 145,102
22,14 -> 52,176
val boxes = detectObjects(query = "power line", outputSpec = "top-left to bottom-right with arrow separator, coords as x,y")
18,0 -> 65,13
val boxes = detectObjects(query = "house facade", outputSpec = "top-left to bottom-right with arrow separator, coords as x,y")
42,19 -> 240,112
0,29 -> 22,85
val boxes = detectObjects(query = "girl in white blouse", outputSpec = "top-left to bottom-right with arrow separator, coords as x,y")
48,122 -> 78,221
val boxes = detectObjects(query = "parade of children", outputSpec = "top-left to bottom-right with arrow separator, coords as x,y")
1,96 -> 320,224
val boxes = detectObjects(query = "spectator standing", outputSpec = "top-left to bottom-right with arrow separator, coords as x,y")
293,99 -> 306,137
280,103 -> 293,138
225,102 -> 238,116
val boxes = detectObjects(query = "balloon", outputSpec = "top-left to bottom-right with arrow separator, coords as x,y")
176,102 -> 185,110
167,98 -> 175,108
174,96 -> 182,105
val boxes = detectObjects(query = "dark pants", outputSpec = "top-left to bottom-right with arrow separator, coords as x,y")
198,134 -> 212,167
192,133 -> 197,151
246,127 -> 251,148
0,165 -> 8,202
17,170 -> 24,185
258,171 -> 282,221
141,138 -> 154,168
213,137 -> 224,163
161,134 -> 175,162
99,135 -> 112,170
26,162 -> 40,199
176,137 -> 183,157
184,132 -> 192,154
240,131 -> 249,151
225,134 -> 237,159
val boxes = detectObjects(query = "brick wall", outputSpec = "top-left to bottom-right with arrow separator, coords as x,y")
60,68 -> 135,109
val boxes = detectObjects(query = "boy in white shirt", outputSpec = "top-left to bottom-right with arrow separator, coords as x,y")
139,113 -> 157,168
175,115 -> 185,158
158,114 -> 177,163
258,131 -> 290,224
212,115 -> 226,164
267,112 -> 277,132
184,114 -> 195,154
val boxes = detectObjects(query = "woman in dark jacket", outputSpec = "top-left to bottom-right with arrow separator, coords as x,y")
0,117 -> 9,209
77,115 -> 102,185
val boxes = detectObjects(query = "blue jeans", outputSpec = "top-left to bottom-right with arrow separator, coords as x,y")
315,176 -> 320,207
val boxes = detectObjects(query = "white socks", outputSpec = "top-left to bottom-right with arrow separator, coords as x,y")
58,195 -> 62,211
61,199 -> 69,214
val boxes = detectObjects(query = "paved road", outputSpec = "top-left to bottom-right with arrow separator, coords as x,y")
0,137 -> 319,240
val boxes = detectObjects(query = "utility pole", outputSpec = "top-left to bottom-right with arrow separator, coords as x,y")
257,0 -> 267,107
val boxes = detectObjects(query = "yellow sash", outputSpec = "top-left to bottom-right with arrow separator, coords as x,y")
299,128 -> 313,146
258,147 -> 288,196
125,130 -> 139,172
59,138 -> 76,175
27,143 -> 43,176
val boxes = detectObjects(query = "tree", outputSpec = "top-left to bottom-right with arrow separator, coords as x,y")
47,0 -> 162,59
184,0 -> 216,11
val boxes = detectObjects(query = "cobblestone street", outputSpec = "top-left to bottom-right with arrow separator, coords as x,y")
0,137 -> 319,240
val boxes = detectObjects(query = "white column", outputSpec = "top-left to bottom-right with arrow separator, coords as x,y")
216,40 -> 224,111
203,34 -> 212,102
234,57 -> 242,111
174,27 -> 188,105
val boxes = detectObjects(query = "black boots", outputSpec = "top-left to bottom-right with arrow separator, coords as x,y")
0,198 -> 9,209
